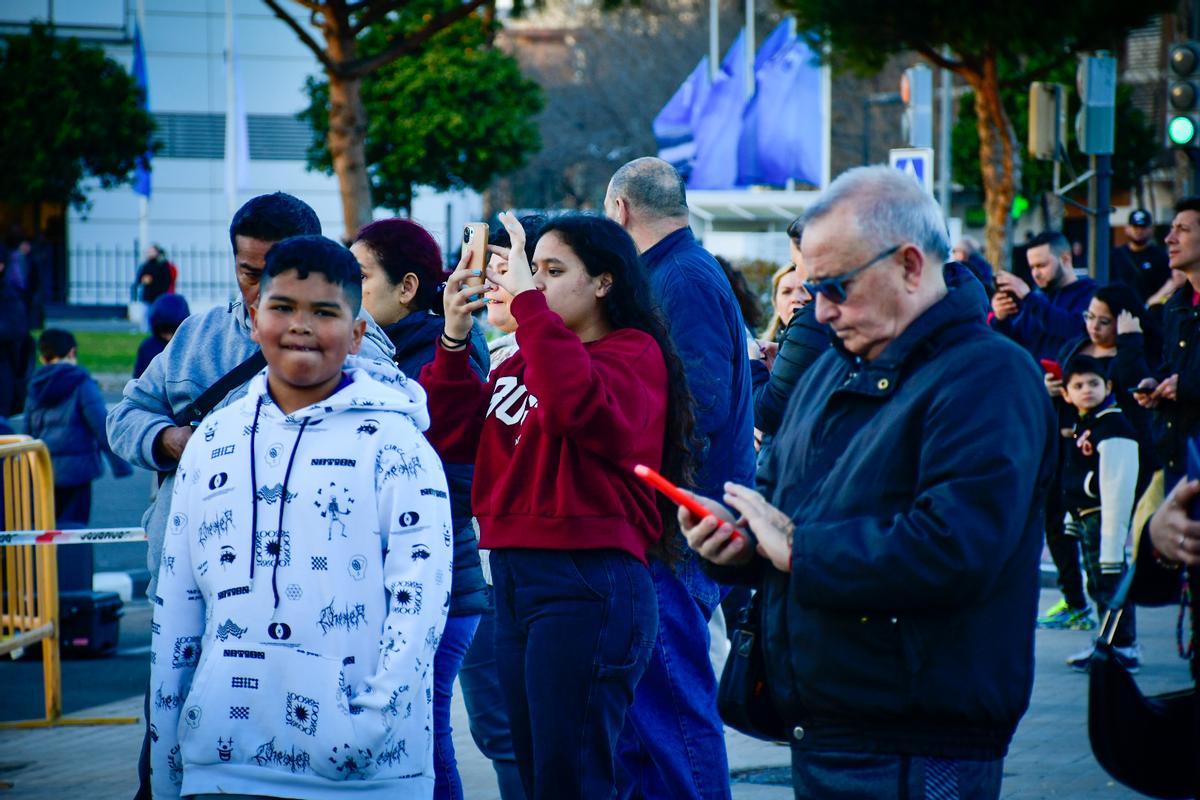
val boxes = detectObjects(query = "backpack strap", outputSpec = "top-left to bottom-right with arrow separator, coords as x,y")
173,350 -> 266,428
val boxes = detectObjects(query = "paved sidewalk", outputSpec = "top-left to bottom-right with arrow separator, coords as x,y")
0,589 -> 1191,798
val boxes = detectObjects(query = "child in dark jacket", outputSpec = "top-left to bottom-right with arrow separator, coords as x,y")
26,329 -> 132,526
133,293 -> 190,379
1060,354 -> 1142,672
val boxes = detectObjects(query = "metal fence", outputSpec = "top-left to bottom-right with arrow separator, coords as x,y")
68,244 -> 236,308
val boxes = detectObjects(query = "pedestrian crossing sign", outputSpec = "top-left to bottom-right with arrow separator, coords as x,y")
889,147 -> 935,195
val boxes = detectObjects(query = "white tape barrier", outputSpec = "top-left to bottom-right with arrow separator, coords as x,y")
0,528 -> 148,546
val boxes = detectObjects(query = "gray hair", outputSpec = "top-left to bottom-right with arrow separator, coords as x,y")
803,166 -> 950,263
608,157 -> 689,219
954,236 -> 982,256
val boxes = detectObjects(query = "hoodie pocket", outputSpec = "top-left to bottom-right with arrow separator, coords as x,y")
179,645 -> 368,781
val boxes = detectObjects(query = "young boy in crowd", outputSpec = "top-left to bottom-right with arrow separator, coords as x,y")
26,329 -> 132,527
150,235 -> 451,798
133,293 -> 190,379
1059,354 -> 1142,672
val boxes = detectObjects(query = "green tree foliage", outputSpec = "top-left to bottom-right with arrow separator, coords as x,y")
299,12 -> 542,213
951,63 -> 1159,202
771,0 -> 1173,268
0,24 -> 155,209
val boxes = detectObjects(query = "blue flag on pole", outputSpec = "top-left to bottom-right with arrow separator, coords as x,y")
737,35 -> 823,187
736,19 -> 797,185
653,56 -> 711,179
688,30 -> 747,190
132,21 -> 152,198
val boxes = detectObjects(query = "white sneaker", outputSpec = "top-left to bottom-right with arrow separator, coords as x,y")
1112,644 -> 1142,674
1066,643 -> 1096,672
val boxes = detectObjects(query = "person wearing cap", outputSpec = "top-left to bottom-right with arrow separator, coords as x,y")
1112,209 -> 1177,307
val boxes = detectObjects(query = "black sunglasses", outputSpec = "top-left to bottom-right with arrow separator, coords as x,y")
802,245 -> 901,304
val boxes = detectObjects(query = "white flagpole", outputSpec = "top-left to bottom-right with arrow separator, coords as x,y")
137,0 -> 149,254
225,0 -> 238,218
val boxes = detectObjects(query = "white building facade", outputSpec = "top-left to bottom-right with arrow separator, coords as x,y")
2,0 -> 481,309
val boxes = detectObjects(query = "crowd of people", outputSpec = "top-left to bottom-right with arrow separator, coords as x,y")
0,154 -> 1187,799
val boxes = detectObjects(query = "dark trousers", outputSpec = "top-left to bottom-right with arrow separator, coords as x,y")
135,680 -> 150,799
54,482 -> 91,528
1046,472 -> 1087,609
492,548 -> 657,800
459,589 -> 528,800
790,748 -> 1004,800
1072,512 -> 1137,647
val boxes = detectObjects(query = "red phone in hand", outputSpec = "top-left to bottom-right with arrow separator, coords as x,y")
633,464 -> 745,543
1040,359 -> 1062,381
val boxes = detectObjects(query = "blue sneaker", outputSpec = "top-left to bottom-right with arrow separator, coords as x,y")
1037,600 -> 1097,630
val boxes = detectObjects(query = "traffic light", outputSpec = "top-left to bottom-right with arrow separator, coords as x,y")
1168,42 -> 1200,148
1029,82 -> 1066,160
900,64 -> 933,148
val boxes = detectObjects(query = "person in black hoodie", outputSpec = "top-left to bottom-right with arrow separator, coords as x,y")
681,166 -> 1055,799
0,250 -> 32,417
349,217 -> 487,800
26,329 -> 132,526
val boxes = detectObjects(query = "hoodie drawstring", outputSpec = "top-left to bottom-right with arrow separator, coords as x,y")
248,398 -> 264,583
272,417 -> 309,610
247,397 -> 310,610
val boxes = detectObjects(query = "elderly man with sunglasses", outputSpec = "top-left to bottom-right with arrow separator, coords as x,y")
680,166 -> 1056,800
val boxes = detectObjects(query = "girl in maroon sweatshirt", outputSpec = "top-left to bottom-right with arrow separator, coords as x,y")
421,212 -> 694,799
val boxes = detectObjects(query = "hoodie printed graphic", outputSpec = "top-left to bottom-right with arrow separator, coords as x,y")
150,368 -> 451,800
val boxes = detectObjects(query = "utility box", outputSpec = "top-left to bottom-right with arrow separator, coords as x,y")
1076,54 -> 1117,155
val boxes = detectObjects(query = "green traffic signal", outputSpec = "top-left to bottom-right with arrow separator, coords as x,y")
1169,114 -> 1197,146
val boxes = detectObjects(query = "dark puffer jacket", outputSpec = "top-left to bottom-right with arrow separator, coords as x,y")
27,362 -> 132,486
750,264 -> 1055,760
383,310 -> 489,617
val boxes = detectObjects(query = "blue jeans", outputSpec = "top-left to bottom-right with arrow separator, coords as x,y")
492,548 -> 657,800
790,748 -> 1004,800
435,613 -> 481,800
459,589 -> 527,800
617,556 -> 731,800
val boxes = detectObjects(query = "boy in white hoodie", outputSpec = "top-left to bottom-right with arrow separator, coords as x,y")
150,235 -> 451,799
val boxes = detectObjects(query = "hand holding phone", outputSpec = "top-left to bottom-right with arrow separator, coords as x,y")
633,464 -> 748,544
1039,359 -> 1062,381
462,223 -> 489,289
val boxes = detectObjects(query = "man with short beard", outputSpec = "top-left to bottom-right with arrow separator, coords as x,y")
990,230 -> 1096,363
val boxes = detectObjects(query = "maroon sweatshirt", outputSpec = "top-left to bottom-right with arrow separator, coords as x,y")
421,290 -> 667,563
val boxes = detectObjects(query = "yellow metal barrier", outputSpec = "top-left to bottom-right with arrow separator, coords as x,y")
0,436 -> 136,728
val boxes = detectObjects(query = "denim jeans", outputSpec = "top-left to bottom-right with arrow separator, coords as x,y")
492,548 -> 657,800
617,556 -> 731,800
459,589 -> 527,800
790,748 -> 1004,800
435,613 -> 482,800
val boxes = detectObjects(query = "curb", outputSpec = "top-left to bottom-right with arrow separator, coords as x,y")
94,569 -> 151,603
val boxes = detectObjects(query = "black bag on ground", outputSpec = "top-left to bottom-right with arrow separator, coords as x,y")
58,589 -> 122,657
1088,565 -> 1198,799
717,590 -> 788,742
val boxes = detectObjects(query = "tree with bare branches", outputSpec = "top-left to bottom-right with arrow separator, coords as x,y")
262,0 -> 497,236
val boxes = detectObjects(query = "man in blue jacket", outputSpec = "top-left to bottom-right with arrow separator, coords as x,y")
990,230 -> 1094,362
606,157 -> 755,800
682,166 -> 1055,799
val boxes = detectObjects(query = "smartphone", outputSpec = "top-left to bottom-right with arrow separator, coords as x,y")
1039,359 -> 1062,381
462,223 -> 489,289
1130,386 -> 1151,396
633,464 -> 749,544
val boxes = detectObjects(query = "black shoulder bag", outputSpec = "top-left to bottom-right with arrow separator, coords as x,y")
157,351 -> 266,483
717,589 -> 788,742
1088,561 -> 1197,799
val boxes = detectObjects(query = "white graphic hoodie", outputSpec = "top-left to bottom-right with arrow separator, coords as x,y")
150,368 -> 451,799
